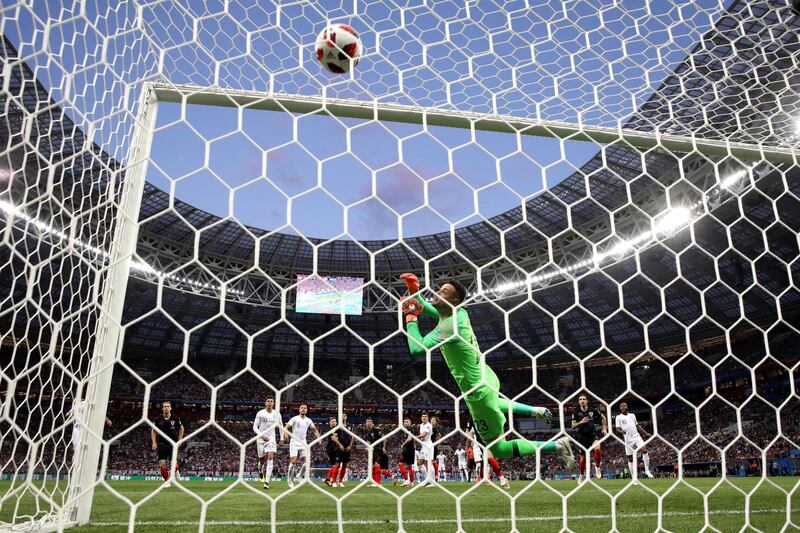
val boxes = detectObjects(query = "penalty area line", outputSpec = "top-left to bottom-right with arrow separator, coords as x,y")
90,508 -> 789,527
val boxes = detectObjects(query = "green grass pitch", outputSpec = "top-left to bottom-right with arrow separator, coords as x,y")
4,478 -> 800,532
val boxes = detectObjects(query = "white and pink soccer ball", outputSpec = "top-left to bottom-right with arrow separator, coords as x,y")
315,24 -> 362,74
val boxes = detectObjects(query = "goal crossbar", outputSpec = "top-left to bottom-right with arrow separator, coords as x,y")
151,83 -> 797,164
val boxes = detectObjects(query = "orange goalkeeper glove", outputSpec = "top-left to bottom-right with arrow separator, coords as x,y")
399,273 -> 420,294
401,297 -> 423,324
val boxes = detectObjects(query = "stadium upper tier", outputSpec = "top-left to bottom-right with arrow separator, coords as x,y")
112,1 -> 800,285
0,0 -> 798,319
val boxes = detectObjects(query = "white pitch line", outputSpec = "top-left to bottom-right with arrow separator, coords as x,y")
90,508 -> 792,527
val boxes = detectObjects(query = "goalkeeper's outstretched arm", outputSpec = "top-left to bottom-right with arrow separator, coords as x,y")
400,273 -> 464,357
402,297 -> 445,357
417,297 -> 439,318
405,321 -> 446,357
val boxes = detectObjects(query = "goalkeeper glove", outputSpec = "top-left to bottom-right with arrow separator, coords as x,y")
399,273 -> 420,294
402,297 -> 423,324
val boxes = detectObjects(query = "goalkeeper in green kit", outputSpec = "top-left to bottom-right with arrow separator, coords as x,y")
400,273 -> 575,467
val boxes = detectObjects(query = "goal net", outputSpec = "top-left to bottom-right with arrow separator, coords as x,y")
0,0 -> 798,530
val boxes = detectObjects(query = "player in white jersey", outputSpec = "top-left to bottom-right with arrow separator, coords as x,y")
283,404 -> 321,488
253,396 -> 284,489
466,425 -> 483,482
412,450 -> 421,484
72,399 -> 86,451
409,413 -> 434,486
614,402 -> 654,481
465,420 -> 510,488
436,452 -> 447,481
71,398 -> 112,451
454,444 -> 468,482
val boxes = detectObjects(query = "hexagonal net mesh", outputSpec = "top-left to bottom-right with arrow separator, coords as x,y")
0,1 -> 799,531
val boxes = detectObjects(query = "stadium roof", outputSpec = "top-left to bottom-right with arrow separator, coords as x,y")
1,1 -> 799,362
2,2 -> 797,275
131,1 -> 799,279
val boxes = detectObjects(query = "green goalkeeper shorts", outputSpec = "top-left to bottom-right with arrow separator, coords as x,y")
464,367 -> 506,445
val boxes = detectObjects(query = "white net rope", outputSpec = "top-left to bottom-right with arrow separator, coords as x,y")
0,1 -> 799,531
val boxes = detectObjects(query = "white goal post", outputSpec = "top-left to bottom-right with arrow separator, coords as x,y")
61,80 -> 798,527
152,83 -> 798,165
67,88 -> 159,527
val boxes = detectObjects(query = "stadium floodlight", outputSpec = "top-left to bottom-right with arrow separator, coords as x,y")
653,207 -> 692,234
720,167 -> 750,190
0,199 -> 244,297
484,170 -> 746,299
483,205 -> 696,298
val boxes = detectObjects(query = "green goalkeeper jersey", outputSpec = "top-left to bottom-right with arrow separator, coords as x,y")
405,298 -> 485,394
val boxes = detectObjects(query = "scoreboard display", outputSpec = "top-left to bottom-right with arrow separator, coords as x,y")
295,275 -> 364,316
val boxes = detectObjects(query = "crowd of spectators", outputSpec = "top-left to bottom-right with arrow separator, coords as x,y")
296,275 -> 364,296
2,327 -> 799,480
82,394 -> 800,480
2,395 -> 798,480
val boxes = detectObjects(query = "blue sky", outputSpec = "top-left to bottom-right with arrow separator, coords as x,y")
148,103 -> 601,239
4,0 -> 729,240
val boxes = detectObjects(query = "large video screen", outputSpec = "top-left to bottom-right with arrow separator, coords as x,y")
295,274 -> 364,316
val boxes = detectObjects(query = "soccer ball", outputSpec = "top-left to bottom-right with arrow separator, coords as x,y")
315,24 -> 362,74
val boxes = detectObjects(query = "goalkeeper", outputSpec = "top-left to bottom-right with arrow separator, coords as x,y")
400,273 -> 574,466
